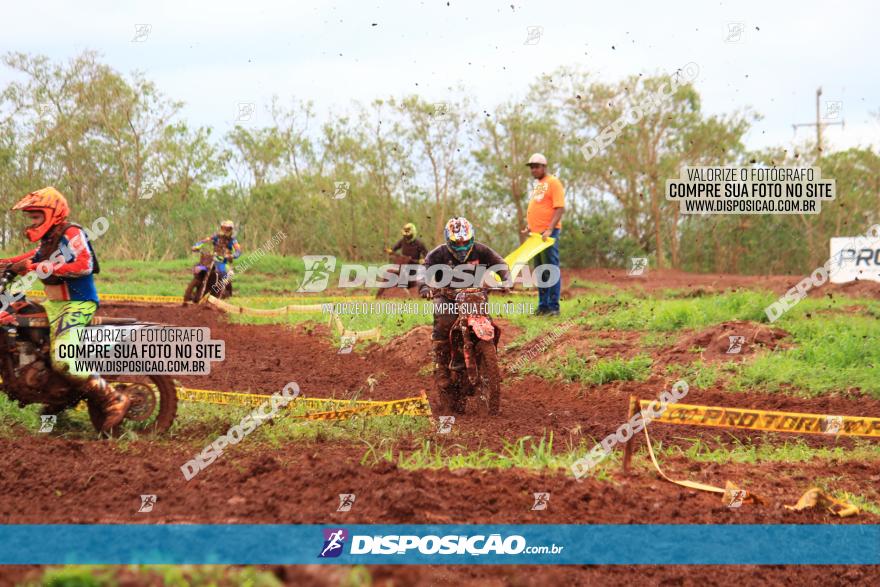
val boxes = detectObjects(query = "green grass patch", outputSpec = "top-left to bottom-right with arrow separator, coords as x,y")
575,290 -> 776,332
29,565 -> 283,587
520,349 -> 652,385
368,434 -> 619,481
0,392 -> 430,446
664,361 -> 723,389
731,314 -> 880,397
656,435 -> 880,464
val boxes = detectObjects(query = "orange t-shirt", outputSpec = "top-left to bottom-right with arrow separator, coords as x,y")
527,174 -> 564,232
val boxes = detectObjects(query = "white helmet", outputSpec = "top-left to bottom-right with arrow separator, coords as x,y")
527,153 -> 548,166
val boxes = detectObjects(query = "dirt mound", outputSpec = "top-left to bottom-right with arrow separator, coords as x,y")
372,325 -> 433,369
564,268 -> 802,296
96,303 -> 430,401
660,320 -> 790,365
507,326 -> 645,373
815,279 -> 880,300
374,286 -> 419,299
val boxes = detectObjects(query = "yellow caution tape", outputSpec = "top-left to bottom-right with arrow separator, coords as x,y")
245,295 -> 376,303
26,290 -> 376,305
26,290 -> 184,303
642,419 -> 754,498
328,313 -> 382,341
637,403 -> 860,517
205,294 -> 325,314
203,296 -> 381,340
642,421 -> 765,508
785,487 -> 859,518
639,400 -> 880,438
295,395 -> 432,421
177,386 -> 431,420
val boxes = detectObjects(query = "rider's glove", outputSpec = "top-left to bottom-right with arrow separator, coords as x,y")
384,247 -> 393,254
419,286 -> 433,300
191,246 -> 200,252
9,260 -> 35,275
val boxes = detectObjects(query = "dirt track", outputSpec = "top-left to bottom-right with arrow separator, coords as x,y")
1,563 -> 877,587
2,300 -> 877,525
565,267 -> 880,299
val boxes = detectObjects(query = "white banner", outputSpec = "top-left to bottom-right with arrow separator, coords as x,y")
829,236 -> 880,283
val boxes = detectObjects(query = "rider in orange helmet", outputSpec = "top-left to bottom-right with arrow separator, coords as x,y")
0,187 -> 129,432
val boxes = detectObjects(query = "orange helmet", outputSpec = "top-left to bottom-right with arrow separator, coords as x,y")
12,187 -> 70,242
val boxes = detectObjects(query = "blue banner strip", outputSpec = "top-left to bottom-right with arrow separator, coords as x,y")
1,524 -> 878,565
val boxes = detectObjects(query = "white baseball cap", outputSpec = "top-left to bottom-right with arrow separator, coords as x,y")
527,153 -> 548,166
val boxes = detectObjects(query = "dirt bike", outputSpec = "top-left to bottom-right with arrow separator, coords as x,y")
184,247 -> 232,304
434,286 -> 504,416
0,269 -> 178,436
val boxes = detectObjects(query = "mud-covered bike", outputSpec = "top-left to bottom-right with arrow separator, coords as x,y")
0,269 -> 178,436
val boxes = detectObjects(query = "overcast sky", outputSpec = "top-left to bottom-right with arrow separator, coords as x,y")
2,0 -> 877,153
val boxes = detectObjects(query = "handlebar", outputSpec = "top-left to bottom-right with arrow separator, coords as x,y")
423,285 -> 509,297
192,249 -> 228,263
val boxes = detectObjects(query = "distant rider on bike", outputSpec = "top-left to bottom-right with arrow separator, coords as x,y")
388,223 -> 428,264
416,217 -> 509,397
188,220 -> 242,298
377,223 -> 428,297
0,187 -> 129,432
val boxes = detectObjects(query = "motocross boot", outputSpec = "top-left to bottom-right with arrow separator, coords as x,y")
432,340 -> 452,393
82,376 -> 131,433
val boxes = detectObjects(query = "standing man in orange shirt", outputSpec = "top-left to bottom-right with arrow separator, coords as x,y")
525,153 -> 564,316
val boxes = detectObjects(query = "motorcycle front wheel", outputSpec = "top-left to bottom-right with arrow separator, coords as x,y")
184,273 -> 206,303
474,339 -> 501,416
88,374 -> 178,437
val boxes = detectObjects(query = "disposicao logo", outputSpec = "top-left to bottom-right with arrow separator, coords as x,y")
319,528 -> 348,558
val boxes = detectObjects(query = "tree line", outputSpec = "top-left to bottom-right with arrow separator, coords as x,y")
1,51 -> 877,273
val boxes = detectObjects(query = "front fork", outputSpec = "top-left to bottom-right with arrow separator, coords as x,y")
460,322 -> 479,387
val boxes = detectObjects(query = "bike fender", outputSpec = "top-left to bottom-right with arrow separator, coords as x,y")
468,315 -> 495,341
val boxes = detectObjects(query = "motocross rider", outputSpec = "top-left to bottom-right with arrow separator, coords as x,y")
377,222 -> 428,297
0,187 -> 129,432
190,220 -> 242,293
417,217 -> 510,399
388,223 -> 428,263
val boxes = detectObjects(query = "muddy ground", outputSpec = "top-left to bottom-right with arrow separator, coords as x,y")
1,564 -> 877,587
564,267 -> 880,300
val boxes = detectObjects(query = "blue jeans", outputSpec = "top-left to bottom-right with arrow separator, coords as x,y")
534,228 -> 561,312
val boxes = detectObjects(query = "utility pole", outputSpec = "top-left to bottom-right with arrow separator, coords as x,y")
792,87 -> 845,159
